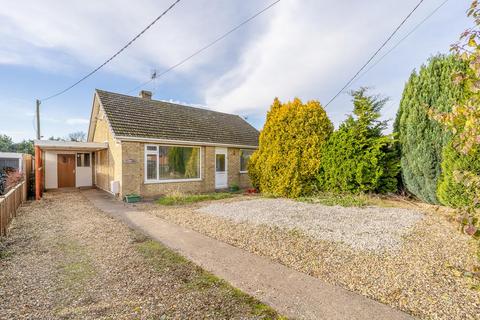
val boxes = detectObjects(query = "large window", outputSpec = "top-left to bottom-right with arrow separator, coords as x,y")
145,145 -> 201,182
240,149 -> 254,172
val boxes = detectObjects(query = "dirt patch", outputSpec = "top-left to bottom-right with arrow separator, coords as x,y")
144,196 -> 480,320
0,191 -> 282,319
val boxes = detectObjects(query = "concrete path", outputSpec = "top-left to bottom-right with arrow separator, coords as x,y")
82,189 -> 414,320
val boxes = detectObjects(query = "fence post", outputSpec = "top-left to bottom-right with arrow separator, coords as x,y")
0,182 -> 26,237
0,198 -> 4,237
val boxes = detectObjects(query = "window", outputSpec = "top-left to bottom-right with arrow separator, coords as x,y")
240,149 -> 254,172
145,145 -> 201,182
216,154 -> 225,172
76,153 -> 91,167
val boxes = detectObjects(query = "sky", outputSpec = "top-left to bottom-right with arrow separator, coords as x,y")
0,0 -> 472,142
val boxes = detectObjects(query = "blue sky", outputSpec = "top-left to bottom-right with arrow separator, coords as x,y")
0,0 -> 472,142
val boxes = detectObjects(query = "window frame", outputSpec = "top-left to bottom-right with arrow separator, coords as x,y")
144,144 -> 202,184
239,149 -> 254,173
76,152 -> 91,168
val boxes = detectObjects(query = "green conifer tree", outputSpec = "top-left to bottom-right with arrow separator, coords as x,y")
394,54 -> 468,203
317,88 -> 399,193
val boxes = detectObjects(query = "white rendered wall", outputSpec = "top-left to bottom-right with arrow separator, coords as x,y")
44,151 -> 92,188
44,151 -> 58,189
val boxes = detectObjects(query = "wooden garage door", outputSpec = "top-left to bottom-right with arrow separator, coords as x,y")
57,154 -> 75,188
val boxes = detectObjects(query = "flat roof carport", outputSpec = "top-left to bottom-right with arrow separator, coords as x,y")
34,140 -> 108,200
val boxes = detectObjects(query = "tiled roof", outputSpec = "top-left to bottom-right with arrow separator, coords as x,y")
96,90 -> 259,147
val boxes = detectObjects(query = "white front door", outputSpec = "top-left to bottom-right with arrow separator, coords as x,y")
215,148 -> 228,189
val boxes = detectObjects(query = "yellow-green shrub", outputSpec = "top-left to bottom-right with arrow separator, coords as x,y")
248,98 -> 333,198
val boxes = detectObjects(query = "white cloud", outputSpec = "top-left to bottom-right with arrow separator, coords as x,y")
0,0 -> 471,140
204,0 -> 418,113
203,0 -> 470,125
0,0 -> 265,79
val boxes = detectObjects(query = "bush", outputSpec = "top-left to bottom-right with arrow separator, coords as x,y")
248,98 -> 333,198
316,88 -> 399,194
394,54 -> 468,204
157,192 -> 233,205
437,143 -> 480,208
0,168 -> 22,195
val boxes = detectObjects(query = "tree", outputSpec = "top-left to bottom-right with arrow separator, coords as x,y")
68,131 -> 86,142
394,55 -> 468,204
48,136 -> 65,141
248,97 -> 333,198
13,140 -> 34,155
0,134 -> 14,152
436,143 -> 480,208
185,148 -> 199,178
0,134 -> 34,155
429,0 -> 480,235
317,88 -> 399,194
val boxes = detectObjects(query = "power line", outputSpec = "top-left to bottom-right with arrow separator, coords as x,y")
324,0 -> 425,107
128,0 -> 282,94
39,0 -> 182,102
353,0 -> 449,84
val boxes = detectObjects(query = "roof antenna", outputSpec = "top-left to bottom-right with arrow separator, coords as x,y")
151,69 -> 158,95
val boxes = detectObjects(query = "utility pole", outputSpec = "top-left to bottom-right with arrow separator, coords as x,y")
36,99 -> 41,140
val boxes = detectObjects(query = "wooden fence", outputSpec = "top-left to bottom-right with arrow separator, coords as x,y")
0,180 -> 27,236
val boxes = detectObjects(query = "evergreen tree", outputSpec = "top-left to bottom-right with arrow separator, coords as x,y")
394,55 -> 468,204
0,134 -> 14,152
317,88 -> 399,193
249,97 -> 333,197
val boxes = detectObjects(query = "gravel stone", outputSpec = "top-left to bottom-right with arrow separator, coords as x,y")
198,198 -> 423,251
0,191 -> 278,320
145,196 -> 480,319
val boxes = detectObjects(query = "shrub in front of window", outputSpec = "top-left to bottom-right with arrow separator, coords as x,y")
146,146 -> 200,181
240,149 -> 253,172
248,97 -> 333,198
393,54 -> 468,204
317,88 -> 399,194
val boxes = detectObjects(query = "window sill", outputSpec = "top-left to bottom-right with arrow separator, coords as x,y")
144,178 -> 203,184
239,171 -> 248,174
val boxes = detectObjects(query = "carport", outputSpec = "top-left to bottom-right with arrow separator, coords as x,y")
34,140 -> 107,200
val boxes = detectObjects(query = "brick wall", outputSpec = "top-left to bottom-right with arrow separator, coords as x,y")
91,104 -> 122,193
227,148 -> 252,189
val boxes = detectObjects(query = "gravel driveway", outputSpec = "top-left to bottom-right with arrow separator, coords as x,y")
0,191 -> 281,320
198,198 -> 423,251
146,196 -> 480,320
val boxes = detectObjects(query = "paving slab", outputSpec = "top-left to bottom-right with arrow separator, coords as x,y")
82,189 -> 414,320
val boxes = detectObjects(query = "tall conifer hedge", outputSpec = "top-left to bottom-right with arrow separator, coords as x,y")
394,55 -> 468,204
248,98 -> 333,198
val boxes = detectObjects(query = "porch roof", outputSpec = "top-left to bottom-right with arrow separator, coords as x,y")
34,140 -> 108,151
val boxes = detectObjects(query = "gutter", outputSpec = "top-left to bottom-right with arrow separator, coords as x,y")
116,136 -> 258,149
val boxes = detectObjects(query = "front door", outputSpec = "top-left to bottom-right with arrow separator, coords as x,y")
215,148 -> 228,189
57,154 -> 76,188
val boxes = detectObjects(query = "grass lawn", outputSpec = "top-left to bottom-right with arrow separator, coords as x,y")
157,192 -> 234,205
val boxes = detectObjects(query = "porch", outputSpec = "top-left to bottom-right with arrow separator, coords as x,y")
34,140 -> 107,200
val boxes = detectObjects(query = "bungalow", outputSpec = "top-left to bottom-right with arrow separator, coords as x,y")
34,89 -> 259,200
